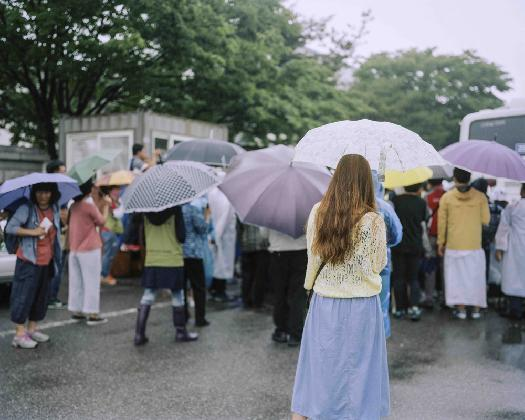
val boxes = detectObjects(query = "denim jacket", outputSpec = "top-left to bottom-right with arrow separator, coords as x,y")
182,203 -> 210,259
5,202 -> 62,269
372,172 -> 403,273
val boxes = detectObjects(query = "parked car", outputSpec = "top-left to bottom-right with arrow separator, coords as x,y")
0,220 -> 16,285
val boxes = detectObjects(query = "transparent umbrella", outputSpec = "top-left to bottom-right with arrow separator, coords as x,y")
293,119 -> 445,174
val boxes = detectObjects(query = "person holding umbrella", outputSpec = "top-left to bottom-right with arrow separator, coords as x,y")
5,183 -> 63,349
133,206 -> 199,345
291,154 -> 389,419
121,161 -> 220,344
68,179 -> 111,325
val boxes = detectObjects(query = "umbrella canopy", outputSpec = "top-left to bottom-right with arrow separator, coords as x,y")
384,167 -> 433,189
0,173 -> 80,210
219,145 -> 331,238
440,140 -> 525,182
165,139 -> 245,166
293,119 -> 445,172
68,149 -> 122,184
122,161 -> 220,213
96,170 -> 135,187
429,164 -> 453,180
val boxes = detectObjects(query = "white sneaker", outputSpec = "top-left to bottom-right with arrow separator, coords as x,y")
12,334 -> 38,349
454,311 -> 467,320
471,312 -> 481,320
29,331 -> 50,343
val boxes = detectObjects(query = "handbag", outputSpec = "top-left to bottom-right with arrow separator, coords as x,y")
306,261 -> 326,309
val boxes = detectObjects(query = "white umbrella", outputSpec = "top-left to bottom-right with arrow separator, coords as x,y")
293,119 -> 446,173
122,161 -> 220,213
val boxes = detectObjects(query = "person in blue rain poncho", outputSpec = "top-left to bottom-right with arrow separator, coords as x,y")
372,171 -> 403,338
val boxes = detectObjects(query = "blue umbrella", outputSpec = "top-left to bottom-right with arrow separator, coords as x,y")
0,173 -> 80,210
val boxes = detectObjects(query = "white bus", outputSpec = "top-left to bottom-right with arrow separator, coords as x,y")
459,100 -> 525,201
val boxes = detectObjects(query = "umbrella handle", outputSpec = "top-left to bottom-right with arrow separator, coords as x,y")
378,142 -> 393,182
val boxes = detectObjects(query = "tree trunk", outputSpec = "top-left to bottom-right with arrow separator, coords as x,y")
43,117 -> 58,160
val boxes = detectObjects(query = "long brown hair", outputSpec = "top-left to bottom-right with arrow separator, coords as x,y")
312,154 -> 376,265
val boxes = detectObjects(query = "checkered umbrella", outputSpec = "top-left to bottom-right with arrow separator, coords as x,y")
122,161 -> 220,213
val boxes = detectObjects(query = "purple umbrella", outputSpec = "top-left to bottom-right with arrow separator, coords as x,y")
219,145 -> 331,238
441,140 -> 525,182
0,173 -> 80,210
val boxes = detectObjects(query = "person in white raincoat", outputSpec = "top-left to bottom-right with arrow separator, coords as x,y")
208,186 -> 237,302
495,184 -> 525,320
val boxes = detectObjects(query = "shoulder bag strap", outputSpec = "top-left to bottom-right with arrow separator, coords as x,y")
306,261 -> 326,308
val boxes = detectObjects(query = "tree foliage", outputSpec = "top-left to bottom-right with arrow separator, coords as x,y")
0,2 -> 514,157
137,0 -> 366,147
349,49 -> 511,149
0,0 -> 366,155
0,0 -> 157,157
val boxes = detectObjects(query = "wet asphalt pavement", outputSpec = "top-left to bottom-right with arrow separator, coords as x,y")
0,280 -> 524,420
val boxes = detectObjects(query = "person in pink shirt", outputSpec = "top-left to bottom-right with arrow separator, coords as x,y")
67,179 -> 110,325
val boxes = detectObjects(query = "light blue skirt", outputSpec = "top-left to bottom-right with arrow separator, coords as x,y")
291,294 -> 390,420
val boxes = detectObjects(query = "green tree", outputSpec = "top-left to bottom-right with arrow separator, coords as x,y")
349,49 -> 511,149
0,0 -> 154,158
139,0 -> 369,147
0,0 -> 369,156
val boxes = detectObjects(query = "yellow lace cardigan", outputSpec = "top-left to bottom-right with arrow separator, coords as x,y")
305,204 -> 387,298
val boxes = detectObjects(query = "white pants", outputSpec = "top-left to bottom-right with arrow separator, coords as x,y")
444,249 -> 487,308
68,249 -> 102,314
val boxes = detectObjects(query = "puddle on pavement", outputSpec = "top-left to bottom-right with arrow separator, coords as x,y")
484,316 -> 525,371
486,409 -> 525,419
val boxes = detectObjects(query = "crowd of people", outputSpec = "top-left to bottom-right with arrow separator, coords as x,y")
2,144 -> 525,350
387,167 -> 524,324
2,142 -> 524,417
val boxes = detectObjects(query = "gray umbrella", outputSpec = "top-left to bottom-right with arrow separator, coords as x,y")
165,139 -> 245,166
219,145 -> 331,238
122,161 -> 219,213
429,164 -> 453,180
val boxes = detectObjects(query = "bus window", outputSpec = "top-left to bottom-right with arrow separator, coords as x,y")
469,115 -> 525,153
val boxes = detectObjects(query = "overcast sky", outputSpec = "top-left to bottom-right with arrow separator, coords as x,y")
287,0 -> 525,103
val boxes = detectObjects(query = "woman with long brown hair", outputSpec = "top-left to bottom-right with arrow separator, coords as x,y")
291,154 -> 390,419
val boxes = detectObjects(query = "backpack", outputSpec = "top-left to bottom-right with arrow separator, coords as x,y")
3,206 -> 31,254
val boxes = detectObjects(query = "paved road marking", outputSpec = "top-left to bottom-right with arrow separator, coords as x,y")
0,302 -> 172,338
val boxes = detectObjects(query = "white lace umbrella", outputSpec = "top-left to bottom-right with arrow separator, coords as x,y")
122,161 -> 220,213
293,119 -> 446,173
